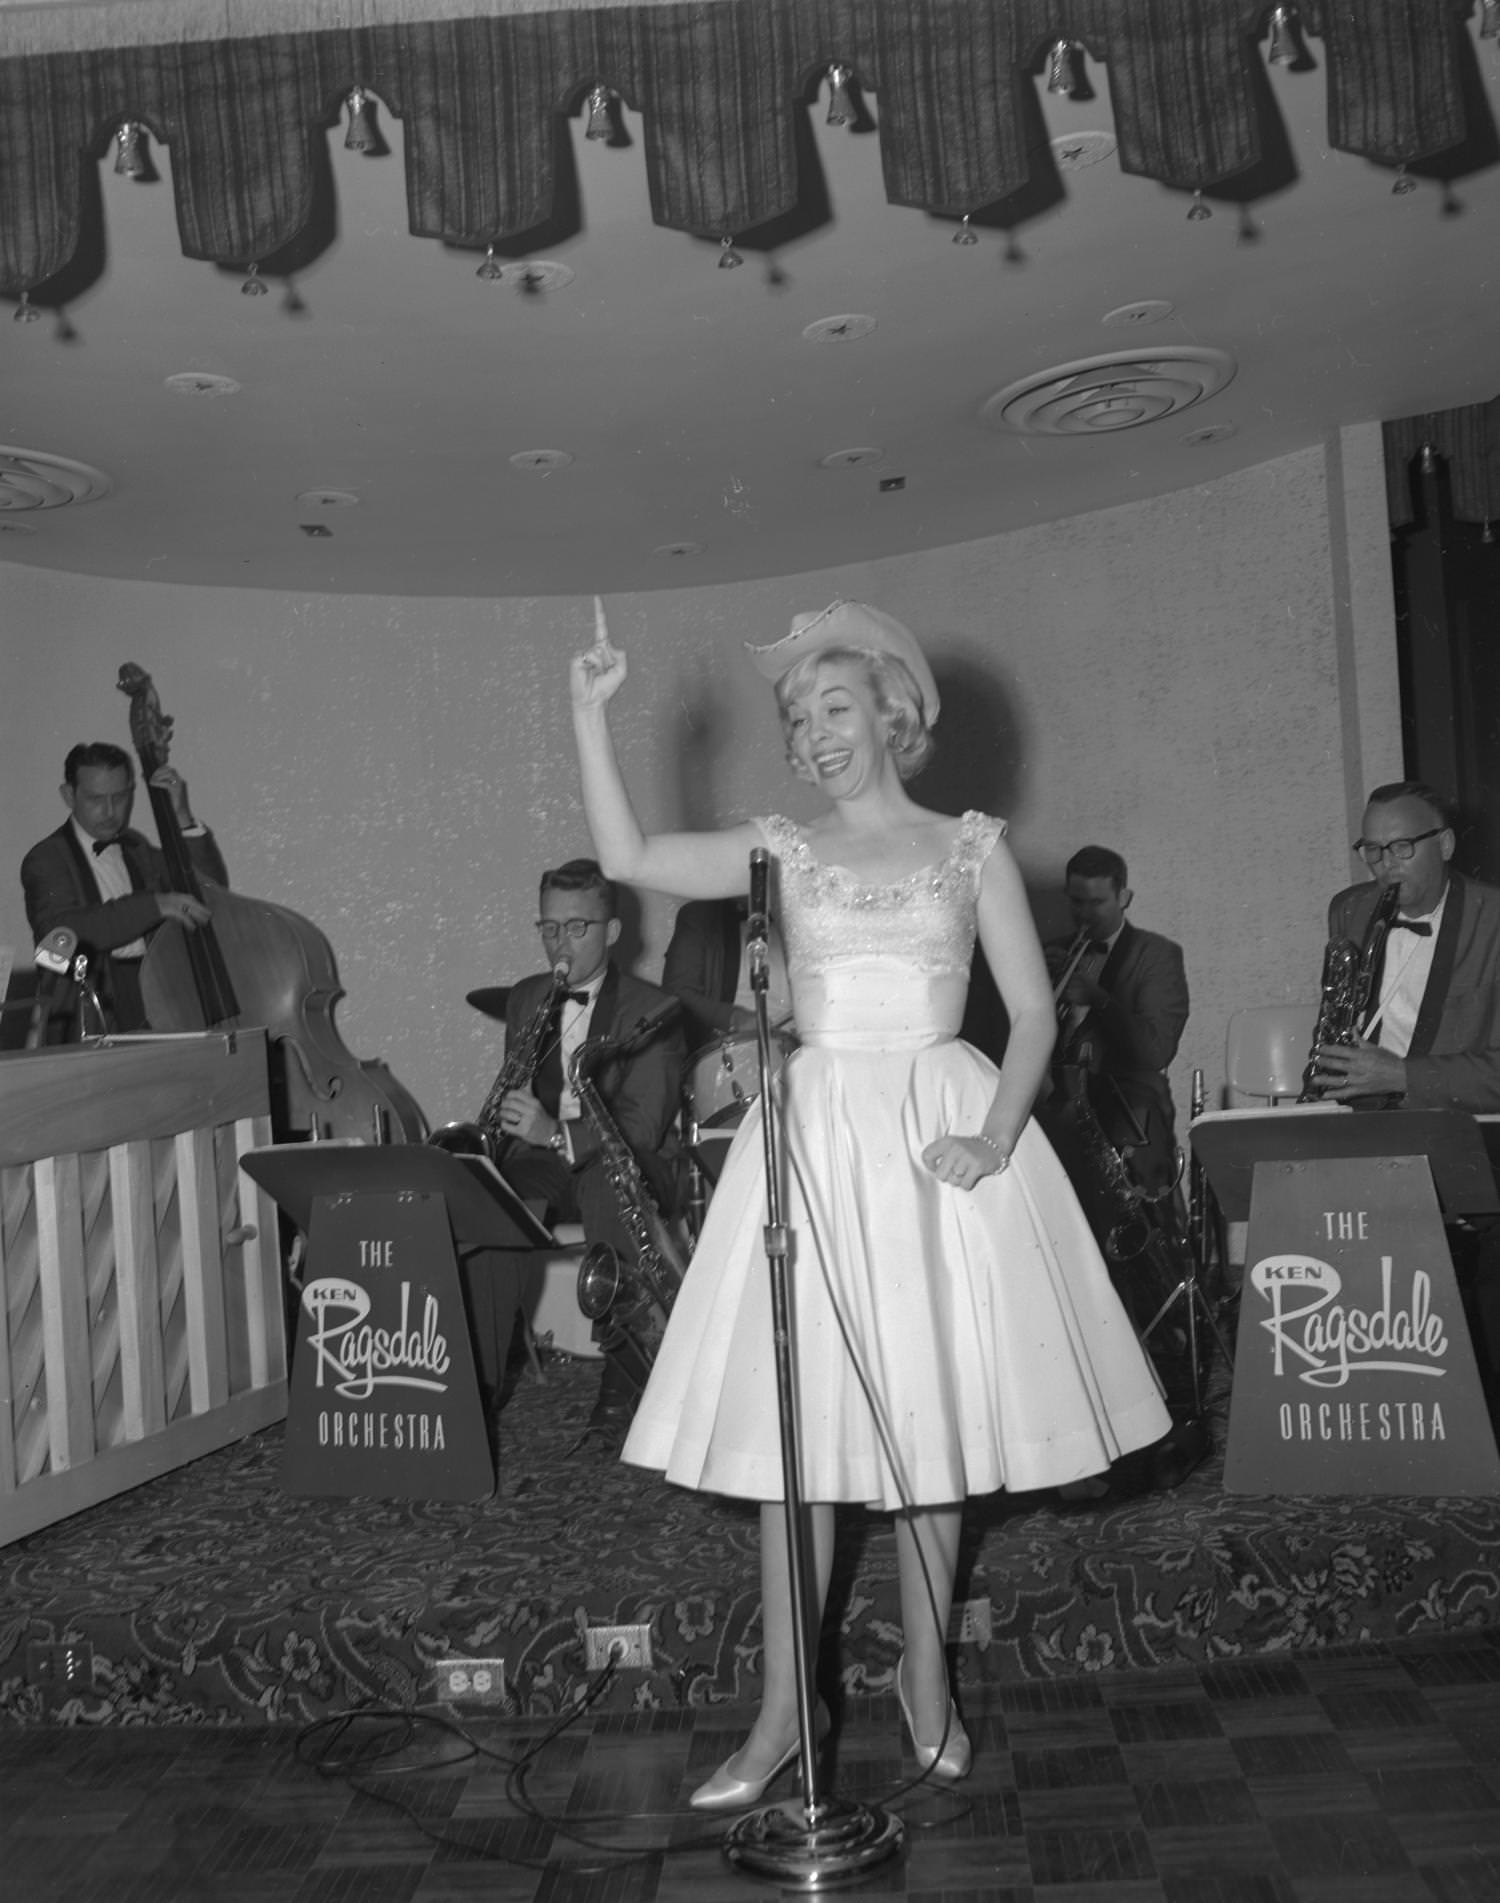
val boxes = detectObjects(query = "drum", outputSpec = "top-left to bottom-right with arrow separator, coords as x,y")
685,1029 -> 796,1132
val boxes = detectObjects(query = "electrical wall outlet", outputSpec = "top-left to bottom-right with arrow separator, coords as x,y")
584,1623 -> 653,1671
951,1598 -> 992,1646
26,1639 -> 94,1693
431,1656 -> 507,1705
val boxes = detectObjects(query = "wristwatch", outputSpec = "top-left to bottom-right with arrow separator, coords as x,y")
548,1123 -> 568,1156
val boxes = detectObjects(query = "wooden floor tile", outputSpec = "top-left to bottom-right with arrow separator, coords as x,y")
4,1636 -> 1500,1901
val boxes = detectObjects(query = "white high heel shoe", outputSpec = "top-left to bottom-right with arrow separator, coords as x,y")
688,1704 -> 829,1813
895,1653 -> 972,1781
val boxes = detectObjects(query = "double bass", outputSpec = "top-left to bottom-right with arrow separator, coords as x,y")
118,664 -> 427,1145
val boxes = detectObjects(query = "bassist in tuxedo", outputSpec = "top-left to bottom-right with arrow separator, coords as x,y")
20,741 -> 226,1037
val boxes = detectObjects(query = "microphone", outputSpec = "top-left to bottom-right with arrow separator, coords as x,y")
26,928 -> 79,1050
747,848 -> 770,987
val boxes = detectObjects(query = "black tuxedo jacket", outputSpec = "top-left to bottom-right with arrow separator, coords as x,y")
1328,871 -> 1500,1112
504,961 -> 684,1208
1047,920 -> 1189,1184
661,898 -> 745,1047
21,820 -> 228,1028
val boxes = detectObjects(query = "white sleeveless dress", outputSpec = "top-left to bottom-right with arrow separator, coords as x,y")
622,811 -> 1171,1509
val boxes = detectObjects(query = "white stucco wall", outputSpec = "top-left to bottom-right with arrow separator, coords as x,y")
0,427 -> 1398,1133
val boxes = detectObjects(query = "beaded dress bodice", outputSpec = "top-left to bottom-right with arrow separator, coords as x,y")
756,810 -> 1004,1049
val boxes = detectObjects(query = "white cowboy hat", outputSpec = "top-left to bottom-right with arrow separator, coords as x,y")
744,600 -> 940,722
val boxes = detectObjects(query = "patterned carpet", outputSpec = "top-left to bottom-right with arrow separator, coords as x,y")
4,1353 -> 1499,1728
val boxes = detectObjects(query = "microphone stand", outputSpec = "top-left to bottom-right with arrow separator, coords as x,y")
723,851 -> 903,1887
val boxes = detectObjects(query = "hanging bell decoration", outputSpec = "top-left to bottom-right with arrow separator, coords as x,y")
1418,442 -> 1439,475
344,86 -> 379,154
825,63 -> 856,127
1046,40 -> 1080,97
13,291 -> 41,323
1266,7 -> 1299,67
1482,520 -> 1496,545
718,236 -> 745,269
476,244 -> 505,282
585,84 -> 613,141
114,121 -> 150,180
1482,0 -> 1500,38
1391,164 -> 1418,195
1186,189 -> 1213,221
240,262 -> 268,297
952,215 -> 979,246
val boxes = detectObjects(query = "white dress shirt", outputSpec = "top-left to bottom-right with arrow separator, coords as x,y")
73,820 -> 146,958
1367,888 -> 1446,1058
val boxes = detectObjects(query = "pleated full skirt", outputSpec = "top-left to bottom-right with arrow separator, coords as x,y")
622,1038 -> 1171,1508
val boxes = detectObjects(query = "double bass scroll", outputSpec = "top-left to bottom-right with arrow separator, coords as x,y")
117,664 -> 427,1145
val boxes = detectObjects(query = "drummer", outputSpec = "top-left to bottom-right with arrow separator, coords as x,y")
661,894 -> 794,1052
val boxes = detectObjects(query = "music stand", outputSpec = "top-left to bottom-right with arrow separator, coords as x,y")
242,1144 -> 557,1502
1191,1106 -> 1500,1223
1192,1106 -> 1500,1496
241,1142 -> 555,1248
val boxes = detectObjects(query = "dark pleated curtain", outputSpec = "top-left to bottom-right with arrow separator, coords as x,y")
1386,403 -> 1500,531
0,0 -> 1480,291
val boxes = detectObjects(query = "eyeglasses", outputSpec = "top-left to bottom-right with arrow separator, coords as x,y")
536,917 -> 605,942
1353,827 -> 1444,865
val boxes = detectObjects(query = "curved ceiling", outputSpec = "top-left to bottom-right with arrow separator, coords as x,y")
1,9 -> 1497,598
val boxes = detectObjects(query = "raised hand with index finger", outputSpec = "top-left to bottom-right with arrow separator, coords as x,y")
570,594 -> 629,707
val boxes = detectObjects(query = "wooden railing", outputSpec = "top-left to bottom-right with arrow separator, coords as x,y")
0,1031 -> 285,1546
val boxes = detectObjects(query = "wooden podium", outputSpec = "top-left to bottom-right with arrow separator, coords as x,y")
1192,1106 -> 1500,1496
241,1144 -> 553,1503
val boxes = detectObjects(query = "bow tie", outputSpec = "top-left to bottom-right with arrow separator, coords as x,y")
91,837 -> 119,857
1391,918 -> 1433,936
554,987 -> 590,1006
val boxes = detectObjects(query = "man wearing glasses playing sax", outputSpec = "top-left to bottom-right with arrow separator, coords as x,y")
1309,782 -> 1500,1423
480,858 -> 685,1451
1308,782 -> 1500,1111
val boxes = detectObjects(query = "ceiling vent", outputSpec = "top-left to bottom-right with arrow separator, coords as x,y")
980,347 -> 1236,436
0,447 -> 112,510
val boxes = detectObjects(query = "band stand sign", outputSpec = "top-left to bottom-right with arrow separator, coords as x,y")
283,1190 -> 493,1502
1222,1150 -> 1500,1495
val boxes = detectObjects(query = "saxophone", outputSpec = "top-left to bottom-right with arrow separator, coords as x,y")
570,1009 -> 689,1394
1297,883 -> 1400,1101
429,959 -> 572,1162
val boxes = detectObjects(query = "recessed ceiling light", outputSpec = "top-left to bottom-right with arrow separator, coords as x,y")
1050,130 -> 1116,171
164,372 -> 241,397
802,314 -> 877,344
509,449 -> 574,472
820,447 -> 884,468
295,488 -> 360,508
1102,301 -> 1174,328
653,541 -> 704,558
500,260 -> 575,293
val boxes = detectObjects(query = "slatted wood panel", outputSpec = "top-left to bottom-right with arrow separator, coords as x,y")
0,1034 -> 286,1546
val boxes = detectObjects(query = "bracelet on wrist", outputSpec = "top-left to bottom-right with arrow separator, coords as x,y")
975,1134 -> 1009,1171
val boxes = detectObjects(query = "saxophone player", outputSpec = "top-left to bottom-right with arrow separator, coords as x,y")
469,858 -> 685,1450
1307,784 -> 1500,1107
1311,783 -> 1500,1428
